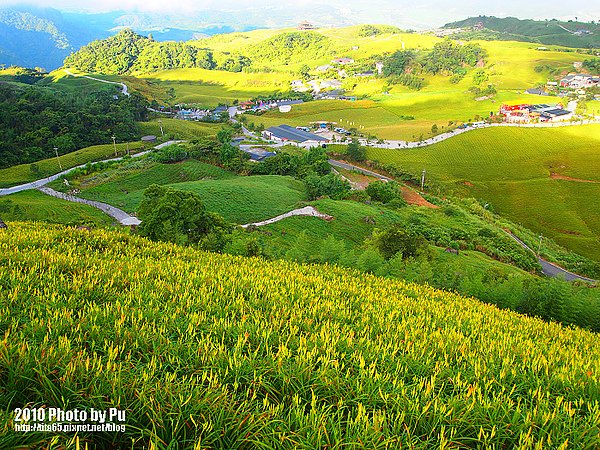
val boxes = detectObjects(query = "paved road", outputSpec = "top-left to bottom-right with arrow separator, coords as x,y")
38,187 -> 140,226
506,232 -> 597,283
0,140 -> 184,196
65,69 -> 129,96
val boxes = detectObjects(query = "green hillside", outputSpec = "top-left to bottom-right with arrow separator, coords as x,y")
445,16 -> 600,48
364,125 -> 600,262
1,222 -> 599,448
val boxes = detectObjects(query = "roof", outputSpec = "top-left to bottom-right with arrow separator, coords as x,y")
542,108 -> 571,117
265,125 -> 328,142
243,148 -> 277,161
141,135 -> 157,141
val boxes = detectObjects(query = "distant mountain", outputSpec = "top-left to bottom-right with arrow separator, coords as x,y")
0,6 -> 263,71
444,16 -> 600,48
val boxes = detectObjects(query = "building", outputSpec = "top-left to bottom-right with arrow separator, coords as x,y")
263,125 -> 329,147
298,21 -> 316,30
540,108 -> 573,122
560,74 -> 600,89
525,88 -> 548,96
375,62 -> 384,75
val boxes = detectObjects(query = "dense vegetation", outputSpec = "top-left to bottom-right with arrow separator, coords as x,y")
246,32 -> 333,67
1,222 -> 599,448
64,29 -> 216,75
379,40 -> 486,89
0,83 -> 148,169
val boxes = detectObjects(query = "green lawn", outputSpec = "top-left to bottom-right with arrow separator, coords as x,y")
365,125 -> 600,261
0,190 -> 112,226
0,142 -> 145,188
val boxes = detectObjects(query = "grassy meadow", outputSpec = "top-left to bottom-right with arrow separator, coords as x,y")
364,125 -> 600,261
58,158 -> 307,224
1,222 -> 599,448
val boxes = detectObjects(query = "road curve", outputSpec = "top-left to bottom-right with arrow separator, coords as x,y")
38,187 -> 140,226
241,206 -> 332,228
328,159 -> 393,181
64,69 -> 129,96
505,231 -> 597,283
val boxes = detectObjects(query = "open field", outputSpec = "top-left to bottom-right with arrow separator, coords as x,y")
0,190 -> 112,226
0,142 -> 145,188
365,125 -> 600,261
1,222 -> 599,448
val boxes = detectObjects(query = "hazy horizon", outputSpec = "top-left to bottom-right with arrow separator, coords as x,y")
2,0 -> 599,29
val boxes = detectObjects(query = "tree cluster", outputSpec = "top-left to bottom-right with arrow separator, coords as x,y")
0,83 -> 148,169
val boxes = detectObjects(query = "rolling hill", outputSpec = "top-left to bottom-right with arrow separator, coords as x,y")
444,16 -> 600,48
1,222 -> 599,448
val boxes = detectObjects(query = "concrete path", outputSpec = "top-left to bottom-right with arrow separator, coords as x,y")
0,141 -> 184,196
241,206 -> 332,228
356,120 -> 600,150
506,231 -> 597,283
64,69 -> 129,96
38,187 -> 140,226
328,159 -> 393,181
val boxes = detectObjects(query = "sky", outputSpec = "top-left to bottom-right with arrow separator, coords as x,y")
2,0 -> 599,28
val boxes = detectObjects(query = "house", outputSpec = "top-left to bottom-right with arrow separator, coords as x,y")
141,135 -> 157,144
573,61 -> 583,69
355,71 -> 375,77
263,124 -> 329,146
332,57 -> 355,65
0,219 -> 7,230
525,88 -> 548,96
560,74 -> 599,89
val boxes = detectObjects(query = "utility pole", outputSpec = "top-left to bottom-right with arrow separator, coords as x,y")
537,234 -> 543,257
112,135 -> 117,157
158,119 -> 164,139
421,169 -> 426,192
54,147 -> 63,171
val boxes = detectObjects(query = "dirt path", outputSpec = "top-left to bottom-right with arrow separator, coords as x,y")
550,173 -> 599,183
399,186 -> 439,208
241,206 -> 333,228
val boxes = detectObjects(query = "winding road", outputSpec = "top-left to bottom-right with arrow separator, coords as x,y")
241,206 -> 332,228
64,69 -> 130,96
505,232 -> 597,283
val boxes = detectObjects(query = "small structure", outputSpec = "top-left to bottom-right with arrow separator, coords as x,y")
243,147 -> 277,162
141,135 -> 157,144
525,88 -> 548,96
298,21 -> 316,30
0,218 -> 7,230
375,62 -> 384,74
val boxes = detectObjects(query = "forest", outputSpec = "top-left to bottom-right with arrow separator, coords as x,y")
0,83 -> 148,168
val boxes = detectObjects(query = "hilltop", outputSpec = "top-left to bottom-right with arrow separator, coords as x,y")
1,222 -> 599,448
444,16 -> 600,48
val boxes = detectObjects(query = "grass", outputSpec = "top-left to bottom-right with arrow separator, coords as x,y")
0,142 -> 145,188
138,118 -> 221,140
0,190 -> 112,226
364,125 -> 600,261
1,222 -> 599,448
69,159 -> 307,224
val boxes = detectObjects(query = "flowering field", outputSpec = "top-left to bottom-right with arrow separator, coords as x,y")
1,222 -> 599,448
